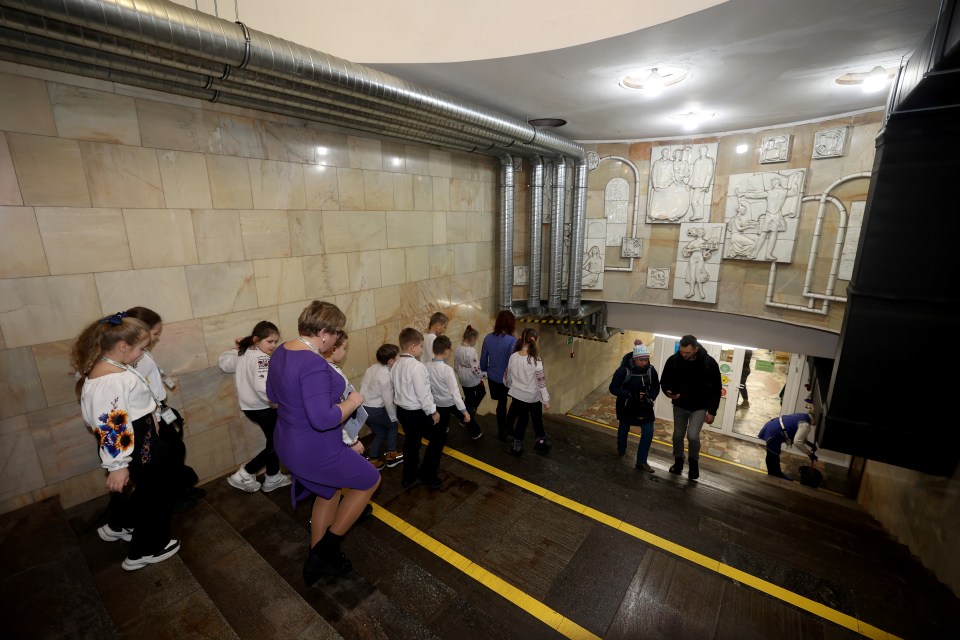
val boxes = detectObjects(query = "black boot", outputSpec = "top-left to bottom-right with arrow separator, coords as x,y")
303,531 -> 351,586
688,459 -> 699,481
669,458 -> 684,475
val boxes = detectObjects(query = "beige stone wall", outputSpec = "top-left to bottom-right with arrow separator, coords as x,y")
0,63 -> 503,513
581,112 -> 883,332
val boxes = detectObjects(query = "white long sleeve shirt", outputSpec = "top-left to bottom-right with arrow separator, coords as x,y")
218,347 -> 271,410
421,332 -> 438,364
359,363 -> 398,423
80,370 -> 157,471
391,353 -> 436,415
133,351 -> 167,402
504,351 -> 550,405
454,344 -> 484,387
426,360 -> 466,411
325,360 -> 358,445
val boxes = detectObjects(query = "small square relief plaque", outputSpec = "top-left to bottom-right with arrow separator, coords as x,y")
621,237 -> 643,258
647,267 -> 670,289
513,265 -> 529,286
759,134 -> 792,164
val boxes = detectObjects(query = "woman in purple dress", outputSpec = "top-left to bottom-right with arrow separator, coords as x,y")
267,300 -> 380,585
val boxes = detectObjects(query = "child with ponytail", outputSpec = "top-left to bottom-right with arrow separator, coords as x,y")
71,312 -> 182,571
454,324 -> 485,438
219,321 -> 290,493
504,328 -> 551,456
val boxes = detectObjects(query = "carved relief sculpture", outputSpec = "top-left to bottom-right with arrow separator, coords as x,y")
759,134 -> 792,163
513,265 -> 529,286
581,240 -> 605,290
723,169 -> 807,263
621,237 -> 643,258
673,222 -> 725,303
647,143 -> 718,223
812,127 -> 849,159
647,267 -> 670,289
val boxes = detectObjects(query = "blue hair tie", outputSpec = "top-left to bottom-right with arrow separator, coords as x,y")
98,311 -> 128,326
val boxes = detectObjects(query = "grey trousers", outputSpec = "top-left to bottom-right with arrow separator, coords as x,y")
672,407 -> 707,461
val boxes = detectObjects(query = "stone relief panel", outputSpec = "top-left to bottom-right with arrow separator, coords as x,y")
673,222 -> 725,304
647,267 -> 669,289
839,201 -> 866,280
723,169 -> 806,263
813,127 -> 849,159
605,176 -> 629,246
759,134 -> 792,163
581,238 -> 605,290
621,237 -> 643,258
646,143 -> 718,223
513,265 -> 529,286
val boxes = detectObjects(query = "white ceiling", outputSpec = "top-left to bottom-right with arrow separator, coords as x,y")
178,0 -> 941,142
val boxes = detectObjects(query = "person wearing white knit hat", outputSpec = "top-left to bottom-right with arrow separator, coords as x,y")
609,339 -> 661,472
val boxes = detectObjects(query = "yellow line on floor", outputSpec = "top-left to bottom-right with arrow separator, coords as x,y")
370,502 -> 601,640
565,412 -> 764,473
438,443 -> 900,640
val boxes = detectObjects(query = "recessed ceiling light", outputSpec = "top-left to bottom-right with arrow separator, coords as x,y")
619,66 -> 688,96
835,65 -> 897,93
736,143 -> 749,154
527,117 -> 567,128
668,111 -> 716,131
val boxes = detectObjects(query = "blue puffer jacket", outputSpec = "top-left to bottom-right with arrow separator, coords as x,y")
609,352 -> 661,425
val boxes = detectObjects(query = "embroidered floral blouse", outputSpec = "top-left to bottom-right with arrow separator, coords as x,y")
80,371 -> 156,472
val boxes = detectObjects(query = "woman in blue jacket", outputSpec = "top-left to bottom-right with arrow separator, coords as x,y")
609,340 -> 661,472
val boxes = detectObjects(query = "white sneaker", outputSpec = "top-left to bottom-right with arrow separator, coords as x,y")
261,472 -> 292,493
97,524 -> 133,542
227,468 -> 261,492
122,539 -> 180,571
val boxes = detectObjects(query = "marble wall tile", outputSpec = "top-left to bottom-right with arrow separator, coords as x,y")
429,150 -> 453,177
337,168 -> 365,210
0,346 -> 47,418
450,178 -> 480,212
363,170 -> 395,210
311,128 -> 349,167
225,416 -> 270,470
337,327 -> 367,381
302,253 -> 351,298
239,209 -> 292,259
184,424 -> 238,482
192,209 -> 245,264
455,243 -> 478,275
379,248 -> 406,287
432,177 -> 450,210
480,212 -> 494,242
288,210 -> 325,256
0,206 -> 48,278
0,416 -> 46,504
304,165 -> 339,210
365,321 -> 401,357
386,211 -> 433,248
200,306 -> 280,366
428,245 -> 455,278
185,261 -> 258,318
374,285 -> 402,324
334,289 -> 376,331
381,141 -> 406,173
31,339 -> 77,409
116,84 -> 200,107
413,175 -> 433,211
123,208 -> 199,268
404,145 -> 430,175
7,133 -> 91,206
48,84 -> 139,145
81,142 -> 164,208
248,159 -> 306,210
137,99 -> 222,153
432,211 -> 447,245
0,133 -> 23,206
466,210 -> 483,241
36,207 -> 132,275
347,250 -> 382,291
277,300 -> 308,342
348,136 -> 382,170
219,113 -> 268,159
157,150 -> 213,209
179,366 -> 243,438
95,266 -> 194,323
206,155 -> 254,209
398,282 -> 421,319
449,272 -> 477,306
0,274 -> 102,347
150,318 -> 209,377
264,121 -> 316,164
0,72 -> 56,135
28,402 -> 100,484
322,211 -> 386,252
254,257 -> 306,306
418,277 -> 451,313
446,211 -> 468,244
405,246 -> 429,282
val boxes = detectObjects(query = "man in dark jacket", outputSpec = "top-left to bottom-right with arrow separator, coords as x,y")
658,334 -> 721,480
609,340 -> 661,472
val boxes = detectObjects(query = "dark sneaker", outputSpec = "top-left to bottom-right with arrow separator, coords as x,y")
384,451 -> 404,468
122,539 -> 181,571
636,463 -> 655,473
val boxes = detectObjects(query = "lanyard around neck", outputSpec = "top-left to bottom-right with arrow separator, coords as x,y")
99,355 -> 162,406
297,336 -> 321,355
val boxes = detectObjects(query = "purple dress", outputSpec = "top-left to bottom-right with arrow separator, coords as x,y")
266,344 -> 379,504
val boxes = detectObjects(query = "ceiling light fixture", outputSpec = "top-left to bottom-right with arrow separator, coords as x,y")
619,66 -> 688,96
668,111 -> 716,131
835,65 -> 897,94
735,143 -> 749,154
527,117 -> 567,128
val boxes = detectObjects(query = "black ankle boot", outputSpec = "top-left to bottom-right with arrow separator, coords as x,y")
688,459 -> 699,481
669,458 -> 684,475
303,532 -> 351,586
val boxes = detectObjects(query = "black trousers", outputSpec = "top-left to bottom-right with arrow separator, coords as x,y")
508,397 -> 545,442
242,407 -> 280,476
397,406 -> 447,484
462,382 -> 486,418
488,380 -> 509,439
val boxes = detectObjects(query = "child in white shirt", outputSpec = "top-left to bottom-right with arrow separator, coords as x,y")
359,344 -> 404,470
420,311 -> 449,365
454,324 -> 486,428
320,332 -> 365,455
504,328 -> 551,456
391,327 -> 443,489
430,335 -> 480,440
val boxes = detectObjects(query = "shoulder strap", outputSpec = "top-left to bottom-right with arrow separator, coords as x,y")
622,366 -> 632,384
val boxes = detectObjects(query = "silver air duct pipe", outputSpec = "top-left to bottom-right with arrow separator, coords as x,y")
499,156 -> 516,312
547,160 -> 568,318
566,161 -> 590,316
526,157 -> 546,317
